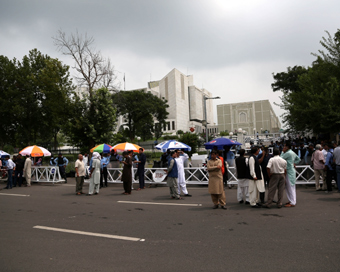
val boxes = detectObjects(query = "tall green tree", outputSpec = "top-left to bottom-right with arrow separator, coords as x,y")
65,87 -> 117,151
112,89 -> 169,141
0,55 -> 17,148
0,49 -> 74,148
272,29 -> 340,134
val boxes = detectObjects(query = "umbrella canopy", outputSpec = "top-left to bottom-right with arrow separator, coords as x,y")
111,142 -> 142,153
155,140 -> 191,152
19,145 -> 51,157
204,138 -> 242,150
0,150 -> 10,158
90,143 -> 112,153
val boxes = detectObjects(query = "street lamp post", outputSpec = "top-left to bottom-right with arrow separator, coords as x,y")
203,96 -> 221,144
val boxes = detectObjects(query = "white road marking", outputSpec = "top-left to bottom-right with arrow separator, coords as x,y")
0,193 -> 30,197
118,201 -> 202,207
33,226 -> 144,242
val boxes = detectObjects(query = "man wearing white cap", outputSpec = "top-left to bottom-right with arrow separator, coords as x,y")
87,152 -> 101,196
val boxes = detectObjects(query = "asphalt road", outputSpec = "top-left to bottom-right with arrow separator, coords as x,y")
1,179 -> 339,272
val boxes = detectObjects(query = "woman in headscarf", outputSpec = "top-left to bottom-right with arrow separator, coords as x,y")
87,152 -> 101,196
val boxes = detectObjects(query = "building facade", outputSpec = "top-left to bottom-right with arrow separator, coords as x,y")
118,68 -> 217,134
217,100 -> 281,134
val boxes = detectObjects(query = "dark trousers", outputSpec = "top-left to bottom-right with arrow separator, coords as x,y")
326,169 -> 337,192
14,170 -> 23,187
266,173 -> 285,205
138,167 -> 145,188
100,167 -> 108,187
6,169 -> 13,189
76,176 -> 84,193
123,180 -> 132,193
59,166 -> 67,182
336,166 -> 340,192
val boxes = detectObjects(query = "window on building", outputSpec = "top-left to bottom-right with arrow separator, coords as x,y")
239,112 -> 247,123
168,122 -> 170,130
172,121 -> 175,130
163,123 -> 166,131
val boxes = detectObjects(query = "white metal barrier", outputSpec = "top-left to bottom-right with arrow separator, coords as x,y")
31,166 -> 65,184
85,165 -> 325,185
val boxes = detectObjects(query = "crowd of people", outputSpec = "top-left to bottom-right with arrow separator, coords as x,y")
2,137 -> 340,210
205,139 -> 340,209
74,148 -> 147,196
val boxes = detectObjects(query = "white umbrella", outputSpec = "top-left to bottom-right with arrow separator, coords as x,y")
0,150 -> 10,158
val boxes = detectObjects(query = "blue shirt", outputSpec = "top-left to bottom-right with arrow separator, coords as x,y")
54,157 -> 69,166
101,156 -> 110,169
325,149 -> 334,170
89,157 -> 93,171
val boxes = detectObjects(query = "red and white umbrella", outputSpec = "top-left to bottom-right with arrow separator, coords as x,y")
19,145 -> 51,157
111,142 -> 142,153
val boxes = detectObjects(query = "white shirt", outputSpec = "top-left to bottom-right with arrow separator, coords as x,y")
267,155 -> 287,174
6,159 -> 16,170
249,156 -> 262,179
83,156 -> 88,167
322,149 -> 328,161
75,159 -> 85,177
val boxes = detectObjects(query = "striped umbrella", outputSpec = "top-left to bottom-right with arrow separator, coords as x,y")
19,145 -> 51,157
111,142 -> 142,153
90,143 -> 112,153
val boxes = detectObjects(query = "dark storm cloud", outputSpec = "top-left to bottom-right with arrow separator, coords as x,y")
1,0 -> 339,126
1,0 -> 339,69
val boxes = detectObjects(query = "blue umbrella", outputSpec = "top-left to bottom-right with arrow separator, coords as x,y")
155,140 -> 191,152
204,138 -> 242,150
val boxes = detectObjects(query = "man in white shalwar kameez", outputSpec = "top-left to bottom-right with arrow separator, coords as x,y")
23,155 -> 32,187
175,150 -> 192,197
280,143 -> 301,207
88,152 -> 101,196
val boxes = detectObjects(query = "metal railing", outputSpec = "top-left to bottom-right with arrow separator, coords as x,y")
84,165 -> 325,185
31,166 -> 65,184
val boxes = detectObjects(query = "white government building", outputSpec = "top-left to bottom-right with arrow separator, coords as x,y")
117,68 -> 218,134
217,100 -> 281,135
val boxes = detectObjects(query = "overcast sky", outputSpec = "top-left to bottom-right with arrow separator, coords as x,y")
1,0 -> 339,128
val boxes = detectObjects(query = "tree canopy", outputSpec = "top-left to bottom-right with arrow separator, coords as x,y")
112,89 -> 169,141
272,29 -> 340,134
65,87 -> 117,151
0,49 -> 74,148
